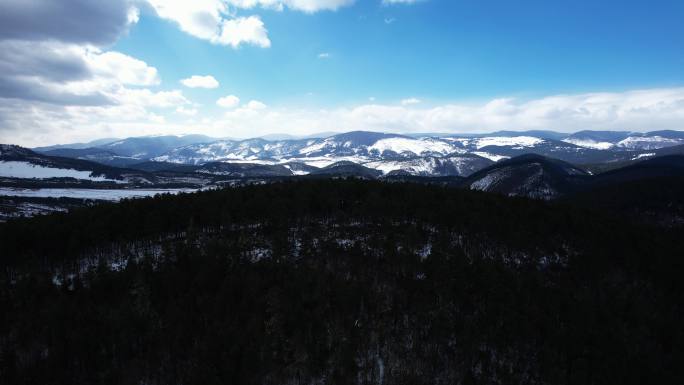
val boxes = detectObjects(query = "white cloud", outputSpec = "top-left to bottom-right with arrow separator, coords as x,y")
4,88 -> 684,147
226,0 -> 356,13
0,0 -> 191,146
87,50 -> 160,86
144,1 -> 357,48
246,100 -> 267,109
0,40 -> 166,106
176,106 -> 198,116
181,75 -> 219,88
146,0 -> 225,41
0,0 -> 139,46
146,1 -> 270,48
318,52 -> 331,59
215,16 -> 271,48
217,95 -> 241,108
116,89 -> 189,108
201,87 -> 684,139
401,97 -> 421,105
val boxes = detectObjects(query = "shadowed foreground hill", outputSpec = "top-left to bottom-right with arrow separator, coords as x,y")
1,179 -> 683,385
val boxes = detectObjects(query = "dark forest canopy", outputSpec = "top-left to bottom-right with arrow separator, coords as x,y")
1,179 -> 683,384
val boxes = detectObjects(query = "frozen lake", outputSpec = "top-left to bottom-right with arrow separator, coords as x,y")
0,187 -> 200,201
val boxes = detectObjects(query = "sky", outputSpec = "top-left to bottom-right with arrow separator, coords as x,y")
1,0 -> 684,146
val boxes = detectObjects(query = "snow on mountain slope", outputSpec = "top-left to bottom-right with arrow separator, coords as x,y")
562,138 -> 615,150
289,156 -> 371,169
29,130 -> 684,179
562,131 -> 684,151
365,155 -> 492,177
0,161 -> 120,182
616,135 -> 684,150
472,136 -> 544,149
298,139 -> 340,156
471,152 -> 510,162
367,137 -> 458,156
99,135 -> 216,159
470,169 -> 508,191
466,155 -> 589,200
469,164 -> 560,200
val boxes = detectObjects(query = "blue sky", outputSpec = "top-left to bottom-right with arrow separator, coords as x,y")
114,0 -> 684,106
1,0 -> 684,145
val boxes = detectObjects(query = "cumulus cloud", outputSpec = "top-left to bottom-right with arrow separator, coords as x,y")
176,106 -> 199,116
87,51 -> 160,86
401,97 -> 421,106
181,75 -> 220,88
215,16 -> 271,48
0,0 -> 190,145
0,0 -> 138,46
225,0 -> 356,13
146,0 -> 226,41
6,87 -> 684,147
145,1 -> 271,48
0,41 -> 164,106
204,88 -> 684,139
246,100 -> 267,110
217,95 -> 241,108
144,0 -> 357,48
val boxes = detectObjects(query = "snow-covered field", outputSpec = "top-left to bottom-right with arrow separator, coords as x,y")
368,137 -> 456,155
473,136 -> 544,149
472,152 -> 510,162
0,187 -> 200,201
562,139 -> 615,150
0,161 -> 118,181
616,136 -> 683,150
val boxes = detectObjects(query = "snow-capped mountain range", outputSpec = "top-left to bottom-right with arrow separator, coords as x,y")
24,130 -> 684,178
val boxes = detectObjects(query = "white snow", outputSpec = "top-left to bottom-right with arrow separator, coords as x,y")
616,136 -> 682,150
285,156 -> 370,169
298,140 -> 331,155
472,152 -> 509,162
0,187 -> 199,201
364,158 -> 436,175
368,137 -> 454,155
470,172 -> 504,191
562,139 -> 614,150
0,161 -> 119,182
473,136 -> 544,149
282,164 -> 310,175
442,137 -> 472,146
632,152 -> 656,160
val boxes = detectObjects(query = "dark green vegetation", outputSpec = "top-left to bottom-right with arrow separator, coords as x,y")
0,196 -> 101,222
1,179 -> 683,384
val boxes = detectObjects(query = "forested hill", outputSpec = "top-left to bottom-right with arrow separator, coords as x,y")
1,179 -> 683,384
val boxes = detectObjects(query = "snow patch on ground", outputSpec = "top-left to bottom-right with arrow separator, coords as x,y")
470,170 -> 506,191
617,136 -> 683,150
472,152 -> 509,162
368,137 -> 454,156
365,158 -> 437,175
0,161 -> 118,182
0,187 -> 199,201
632,152 -> 656,160
286,156 -> 370,169
283,165 -> 310,175
473,136 -> 544,149
562,139 -> 614,150
299,139 -> 332,155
